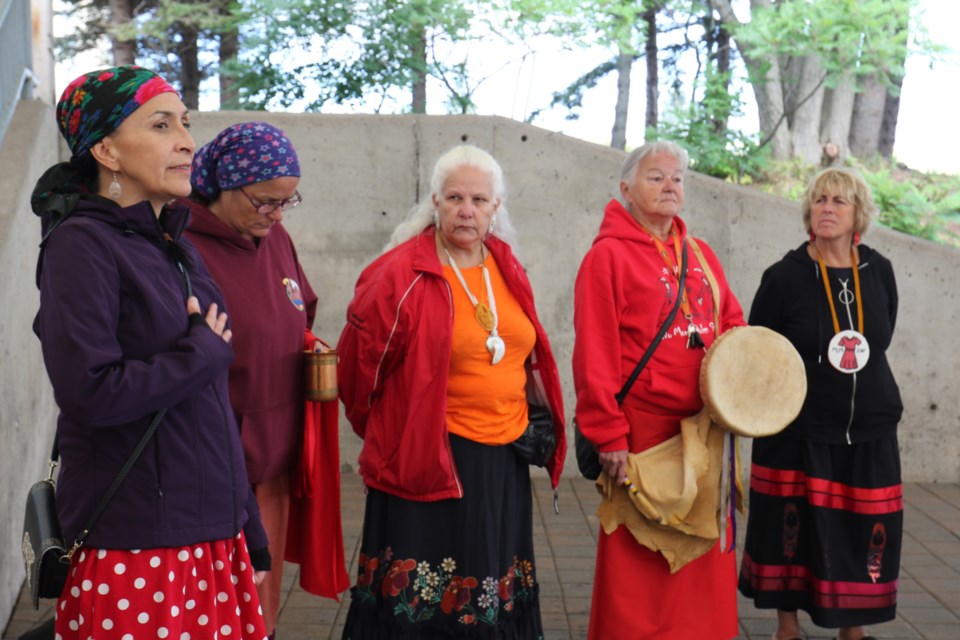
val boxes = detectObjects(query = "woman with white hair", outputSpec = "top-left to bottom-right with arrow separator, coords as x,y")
337,144 -> 566,638
573,140 -> 746,638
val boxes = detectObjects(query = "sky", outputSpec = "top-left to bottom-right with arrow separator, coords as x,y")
54,0 -> 960,175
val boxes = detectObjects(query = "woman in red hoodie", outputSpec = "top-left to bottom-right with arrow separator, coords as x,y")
338,145 -> 565,639
573,141 -> 745,639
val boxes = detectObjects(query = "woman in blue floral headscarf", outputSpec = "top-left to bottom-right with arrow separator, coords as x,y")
31,66 -> 270,639
182,122 -> 350,637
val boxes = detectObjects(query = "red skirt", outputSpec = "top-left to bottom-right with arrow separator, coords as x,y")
55,532 -> 268,639
589,526 -> 739,640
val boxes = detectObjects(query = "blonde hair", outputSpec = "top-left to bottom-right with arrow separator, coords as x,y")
384,145 -> 518,253
802,167 -> 877,237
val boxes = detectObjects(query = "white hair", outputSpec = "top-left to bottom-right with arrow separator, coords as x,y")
384,145 -> 519,254
618,141 -> 690,206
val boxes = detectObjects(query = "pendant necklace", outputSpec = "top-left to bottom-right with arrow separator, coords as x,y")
443,245 -> 505,365
641,222 -> 703,349
814,244 -> 870,373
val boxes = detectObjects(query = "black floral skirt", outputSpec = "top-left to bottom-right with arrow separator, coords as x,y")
342,434 -> 544,639
738,432 -> 903,628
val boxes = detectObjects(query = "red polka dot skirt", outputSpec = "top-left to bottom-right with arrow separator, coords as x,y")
54,532 -> 268,639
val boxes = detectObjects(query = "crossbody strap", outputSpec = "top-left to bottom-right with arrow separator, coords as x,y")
615,240 -> 688,406
687,237 -> 721,331
52,407 -> 167,561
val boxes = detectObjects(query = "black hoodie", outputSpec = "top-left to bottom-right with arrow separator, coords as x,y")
749,243 -> 902,444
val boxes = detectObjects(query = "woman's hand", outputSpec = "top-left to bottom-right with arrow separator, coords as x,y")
253,570 -> 267,585
186,296 -> 232,343
599,449 -> 629,485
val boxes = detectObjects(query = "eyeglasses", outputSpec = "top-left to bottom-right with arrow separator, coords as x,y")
238,186 -> 302,215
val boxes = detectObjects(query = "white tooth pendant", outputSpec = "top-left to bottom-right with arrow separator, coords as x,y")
486,334 -> 505,365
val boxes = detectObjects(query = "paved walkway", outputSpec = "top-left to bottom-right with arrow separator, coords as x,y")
5,473 -> 959,639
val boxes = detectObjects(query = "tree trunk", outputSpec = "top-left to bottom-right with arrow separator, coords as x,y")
411,21 -> 427,114
109,0 -> 136,65
820,72 -> 856,164
710,18 -> 731,134
177,25 -> 200,110
789,54 -> 826,165
711,0 -> 791,160
848,75 -> 886,160
644,5 -> 658,133
878,83 -> 902,159
610,48 -> 632,150
218,2 -> 239,109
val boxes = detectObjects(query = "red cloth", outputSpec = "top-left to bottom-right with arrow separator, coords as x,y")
284,330 -> 350,600
589,526 -> 739,639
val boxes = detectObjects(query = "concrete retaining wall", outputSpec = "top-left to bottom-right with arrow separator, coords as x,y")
2,108 -> 958,632
0,99 -> 60,632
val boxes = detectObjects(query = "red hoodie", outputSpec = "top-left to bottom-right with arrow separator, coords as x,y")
573,199 -> 745,454
338,227 -> 566,499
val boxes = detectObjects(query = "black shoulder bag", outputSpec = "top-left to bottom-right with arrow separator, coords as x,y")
575,241 -> 688,480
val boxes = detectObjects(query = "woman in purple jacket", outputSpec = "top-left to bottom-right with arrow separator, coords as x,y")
30,66 -> 269,639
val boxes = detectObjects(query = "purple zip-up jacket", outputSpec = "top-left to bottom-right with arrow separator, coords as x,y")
34,196 -> 267,554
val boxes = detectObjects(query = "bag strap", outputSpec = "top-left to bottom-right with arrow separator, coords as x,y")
687,237 -> 721,331
54,408 -> 167,560
615,240 -> 688,406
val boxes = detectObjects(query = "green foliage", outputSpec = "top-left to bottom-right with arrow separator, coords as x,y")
654,64 -> 766,183
732,0 -> 917,89
228,0 -> 484,112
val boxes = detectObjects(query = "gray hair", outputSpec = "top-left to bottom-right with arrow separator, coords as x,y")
384,145 -> 519,253
618,141 -> 690,205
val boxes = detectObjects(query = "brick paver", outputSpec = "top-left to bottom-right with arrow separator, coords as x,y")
5,474 -> 959,639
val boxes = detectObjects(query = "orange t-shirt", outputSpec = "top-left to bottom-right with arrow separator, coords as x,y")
442,256 -> 536,444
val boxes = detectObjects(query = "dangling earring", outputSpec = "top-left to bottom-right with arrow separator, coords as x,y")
853,232 -> 861,245
108,172 -> 122,200
487,213 -> 497,237
432,210 -> 440,228
808,231 -> 816,243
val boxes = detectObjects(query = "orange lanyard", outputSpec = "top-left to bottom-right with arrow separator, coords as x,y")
814,245 -> 864,335
643,223 -> 692,320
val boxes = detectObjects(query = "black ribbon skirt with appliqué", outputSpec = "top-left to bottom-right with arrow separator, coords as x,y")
738,432 -> 903,628
342,434 -> 544,639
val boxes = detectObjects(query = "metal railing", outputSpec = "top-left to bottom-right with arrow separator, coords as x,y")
0,0 -> 36,146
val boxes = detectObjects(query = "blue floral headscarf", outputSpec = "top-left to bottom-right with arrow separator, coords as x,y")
191,122 -> 301,201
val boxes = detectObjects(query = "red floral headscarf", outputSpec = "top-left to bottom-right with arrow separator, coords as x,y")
56,65 -> 177,159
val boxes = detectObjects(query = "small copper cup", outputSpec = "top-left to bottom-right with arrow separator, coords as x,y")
304,348 -> 338,402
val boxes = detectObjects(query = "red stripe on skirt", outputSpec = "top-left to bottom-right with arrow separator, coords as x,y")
741,554 -> 898,610
750,464 -> 903,514
742,555 -> 900,609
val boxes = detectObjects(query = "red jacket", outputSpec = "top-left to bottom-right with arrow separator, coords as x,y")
338,227 -> 566,499
573,199 -> 745,454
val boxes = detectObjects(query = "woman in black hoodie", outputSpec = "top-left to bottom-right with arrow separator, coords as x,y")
738,168 -> 903,640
